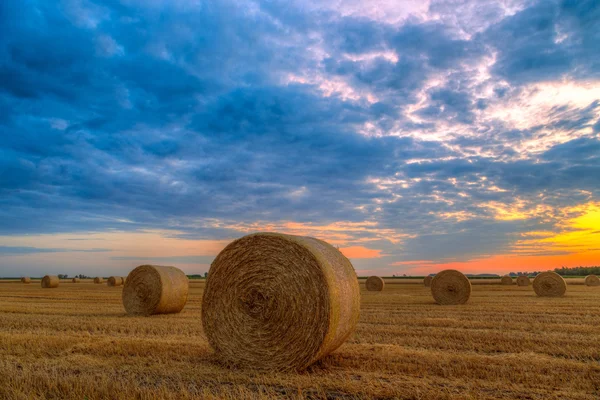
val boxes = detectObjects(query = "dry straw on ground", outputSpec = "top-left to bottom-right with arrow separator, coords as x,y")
41,275 -> 59,289
122,265 -> 189,316
501,275 -> 513,285
107,276 -> 123,287
72,278 -> 80,283
533,272 -> 567,297
94,277 -> 103,284
516,275 -> 530,286
430,270 -> 471,305
424,276 -> 432,287
366,276 -> 385,291
202,232 -> 361,371
584,275 -> 600,287
20,277 -> 30,284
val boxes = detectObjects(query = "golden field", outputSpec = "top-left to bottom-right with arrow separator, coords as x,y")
1,279 -> 599,400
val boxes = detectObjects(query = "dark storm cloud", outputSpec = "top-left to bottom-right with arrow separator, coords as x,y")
0,0 -> 599,266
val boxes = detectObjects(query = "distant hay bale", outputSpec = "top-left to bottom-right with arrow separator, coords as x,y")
365,276 -> 385,291
72,278 -> 80,283
516,275 -> 530,286
201,232 -> 361,371
121,277 -> 126,285
122,265 -> 189,316
431,270 -> 471,305
584,275 -> 600,287
93,277 -> 103,284
41,275 -> 59,288
424,276 -> 433,287
107,276 -> 123,287
21,277 -> 31,284
533,272 -> 566,297
501,275 -> 513,285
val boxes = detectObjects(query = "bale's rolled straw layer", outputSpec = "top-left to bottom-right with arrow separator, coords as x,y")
533,271 -> 566,297
93,277 -> 103,284
501,275 -> 513,285
21,277 -> 31,284
107,276 -> 123,287
202,232 -> 361,371
584,275 -> 600,287
431,270 -> 471,305
424,276 -> 433,287
122,265 -> 189,316
41,275 -> 59,288
516,275 -> 530,286
365,276 -> 385,291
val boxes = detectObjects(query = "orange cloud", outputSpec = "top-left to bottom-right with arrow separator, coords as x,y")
339,246 -> 382,259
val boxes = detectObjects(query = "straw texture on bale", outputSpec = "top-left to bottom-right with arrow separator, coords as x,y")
424,276 -> 433,287
93,277 -> 103,284
501,275 -> 513,285
107,276 -> 123,287
431,270 -> 471,305
533,272 -> 566,297
584,275 -> 600,287
202,232 -> 361,371
122,265 -> 189,316
516,275 -> 530,286
41,275 -> 59,288
21,277 -> 31,284
365,276 -> 385,291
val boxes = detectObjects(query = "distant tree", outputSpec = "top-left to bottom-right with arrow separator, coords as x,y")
204,272 -> 208,278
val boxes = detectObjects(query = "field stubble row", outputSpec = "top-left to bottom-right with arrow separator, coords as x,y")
0,280 -> 599,399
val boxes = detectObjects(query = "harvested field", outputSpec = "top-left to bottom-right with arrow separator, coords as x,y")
0,279 -> 599,399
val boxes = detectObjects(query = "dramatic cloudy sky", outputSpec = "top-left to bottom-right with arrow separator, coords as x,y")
1,0 -> 599,277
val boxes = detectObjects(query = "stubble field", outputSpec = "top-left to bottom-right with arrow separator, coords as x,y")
1,279 -> 599,399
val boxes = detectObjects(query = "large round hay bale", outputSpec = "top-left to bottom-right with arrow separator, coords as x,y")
93,277 -> 103,284
21,277 -> 31,284
516,275 -> 530,286
424,276 -> 433,287
584,275 -> 600,287
41,275 -> 59,288
72,278 -> 80,283
501,275 -> 513,285
122,265 -> 189,316
431,270 -> 471,305
107,276 -> 123,287
202,232 -> 361,371
365,276 -> 384,291
533,272 -> 566,297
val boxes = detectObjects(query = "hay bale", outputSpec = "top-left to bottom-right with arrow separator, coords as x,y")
584,275 -> 600,287
365,276 -> 385,291
431,270 -> 471,305
516,275 -> 530,286
93,277 -> 103,284
122,265 -> 189,316
107,276 -> 123,287
201,232 -> 360,371
41,275 -> 59,288
424,276 -> 433,287
533,271 -> 566,297
21,277 -> 31,284
121,277 -> 126,285
501,275 -> 513,285
72,278 -> 80,283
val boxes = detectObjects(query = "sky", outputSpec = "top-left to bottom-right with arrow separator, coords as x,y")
1,0 -> 599,277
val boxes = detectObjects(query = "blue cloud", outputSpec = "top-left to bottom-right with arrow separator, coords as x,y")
0,246 -> 111,255
0,0 -> 599,273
